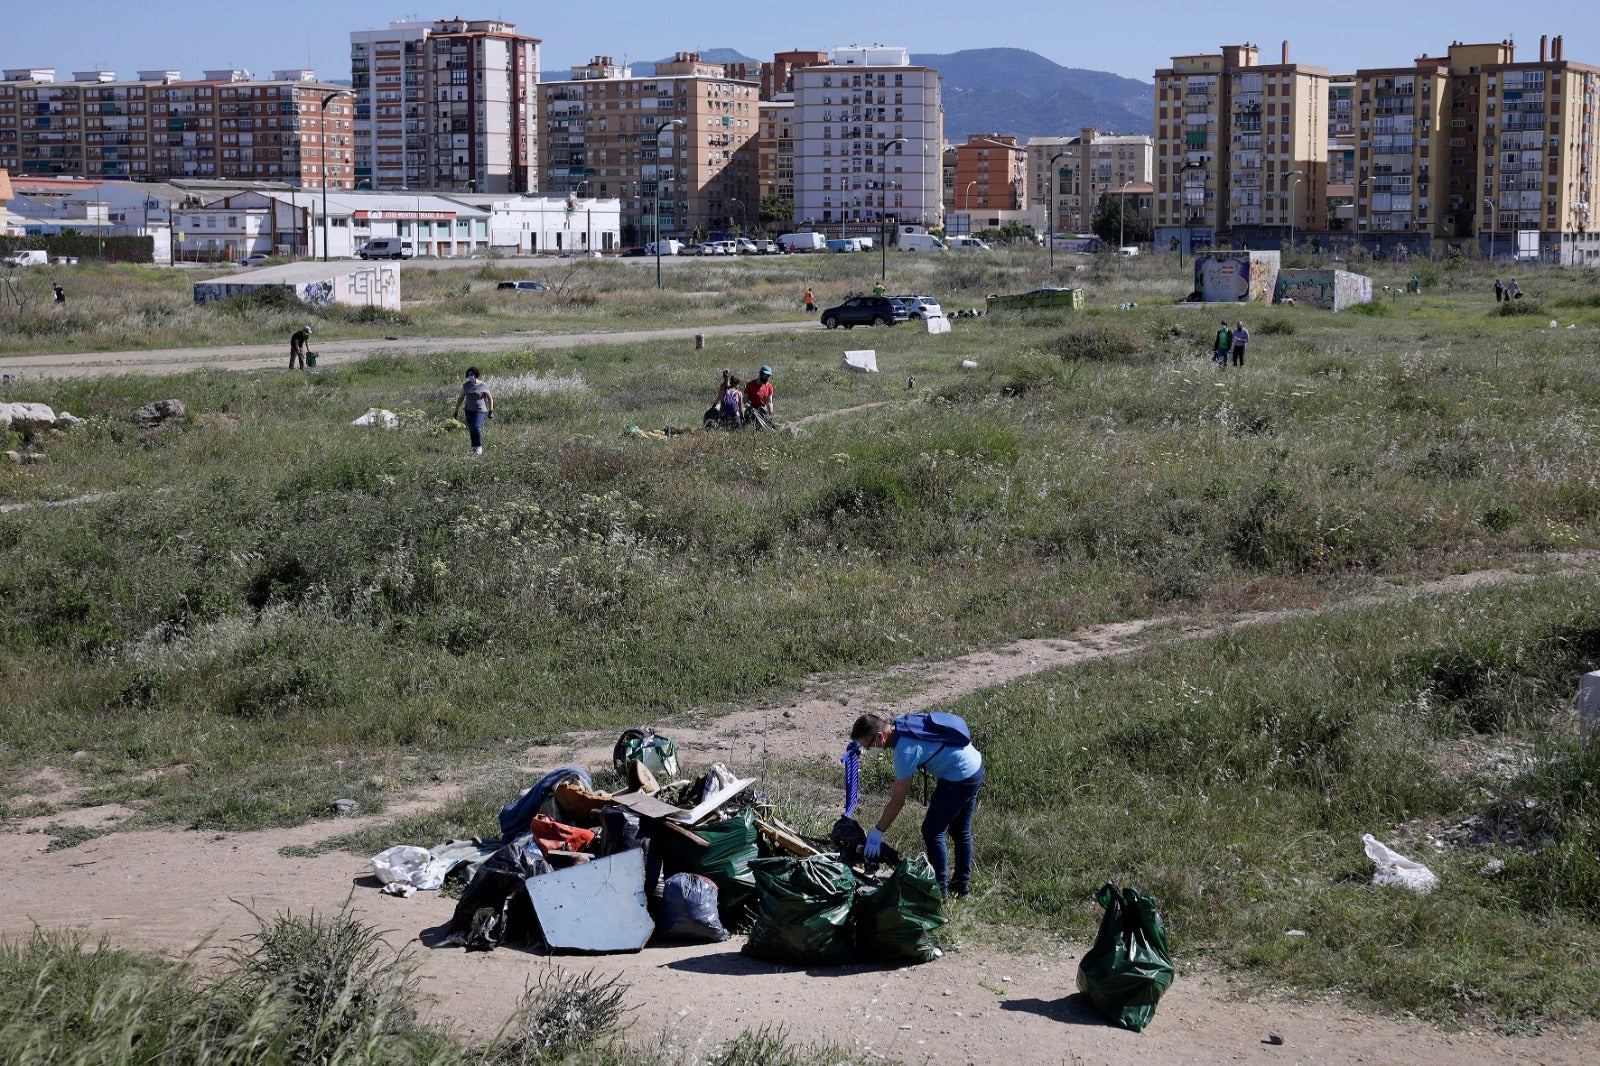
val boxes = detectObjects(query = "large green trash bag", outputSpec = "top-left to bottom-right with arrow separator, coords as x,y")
854,855 -> 946,963
658,807 -> 760,929
743,854 -> 858,965
1075,882 -> 1175,1032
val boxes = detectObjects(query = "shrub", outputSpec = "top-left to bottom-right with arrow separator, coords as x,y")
1047,322 -> 1151,364
1255,317 -> 1296,336
1496,298 -> 1544,316
486,969 -> 630,1064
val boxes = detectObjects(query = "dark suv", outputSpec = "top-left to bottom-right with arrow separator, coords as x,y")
820,295 -> 900,329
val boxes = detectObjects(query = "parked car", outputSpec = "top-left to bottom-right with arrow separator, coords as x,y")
889,295 -> 943,320
235,255 -> 272,268
620,246 -> 649,257
497,280 -> 549,292
820,295 -> 900,329
558,249 -> 602,258
752,239 -> 780,255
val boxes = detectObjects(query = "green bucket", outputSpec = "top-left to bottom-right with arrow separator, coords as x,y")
305,351 -> 318,367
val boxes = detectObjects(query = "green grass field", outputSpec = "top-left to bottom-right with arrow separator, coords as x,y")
4,250 -> 1600,1032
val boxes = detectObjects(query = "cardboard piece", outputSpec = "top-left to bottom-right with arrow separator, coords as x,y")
843,349 -> 879,372
523,848 -> 654,953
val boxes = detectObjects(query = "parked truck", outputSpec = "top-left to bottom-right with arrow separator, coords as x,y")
899,232 -> 947,252
778,232 -> 826,253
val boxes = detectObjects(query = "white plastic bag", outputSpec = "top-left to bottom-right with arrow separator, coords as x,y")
351,408 -> 398,428
371,845 -> 433,888
1362,833 -> 1439,894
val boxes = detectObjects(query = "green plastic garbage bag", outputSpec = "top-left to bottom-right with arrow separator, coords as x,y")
1075,882 -> 1175,1032
657,807 -> 759,928
743,854 -> 858,966
854,855 -> 946,964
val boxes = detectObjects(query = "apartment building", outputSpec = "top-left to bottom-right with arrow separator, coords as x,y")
1027,128 -> 1153,235
1350,36 -> 1599,260
350,18 -> 539,193
1154,43 -> 1328,252
946,133 -> 1027,214
0,68 -> 354,187
791,46 -> 943,230
759,100 -> 794,205
538,53 -> 759,241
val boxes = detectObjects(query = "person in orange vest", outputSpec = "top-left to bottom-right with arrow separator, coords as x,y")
804,287 -> 816,312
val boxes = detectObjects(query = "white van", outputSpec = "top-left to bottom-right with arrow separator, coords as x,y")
826,238 -> 864,253
3,250 -> 49,267
646,239 -> 683,256
357,238 -> 412,260
1117,246 -> 1140,258
899,233 -> 947,252
944,235 -> 991,251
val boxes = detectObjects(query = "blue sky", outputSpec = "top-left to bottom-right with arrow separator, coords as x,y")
6,1 -> 1599,83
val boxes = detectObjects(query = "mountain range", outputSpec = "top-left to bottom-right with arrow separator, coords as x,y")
553,47 -> 1153,140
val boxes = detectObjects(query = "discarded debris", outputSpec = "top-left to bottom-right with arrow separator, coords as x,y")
1362,833 -> 1439,894
350,408 -> 398,429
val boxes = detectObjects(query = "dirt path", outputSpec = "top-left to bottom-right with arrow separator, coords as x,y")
0,321 -> 815,380
3,552 -> 1597,1065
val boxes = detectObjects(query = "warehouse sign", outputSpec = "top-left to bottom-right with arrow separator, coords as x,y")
356,210 -> 456,221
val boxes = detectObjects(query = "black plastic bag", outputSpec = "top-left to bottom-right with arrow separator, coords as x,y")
447,834 -> 552,951
657,807 -> 760,928
743,854 -> 857,966
595,805 -> 644,858
1075,882 -> 1175,1032
854,855 -> 945,963
657,873 -> 730,942
828,815 -> 901,871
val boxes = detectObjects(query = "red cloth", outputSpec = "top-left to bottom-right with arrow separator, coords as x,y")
528,814 -> 596,856
744,380 -> 773,409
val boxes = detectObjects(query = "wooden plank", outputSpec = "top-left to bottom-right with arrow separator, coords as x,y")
755,817 -> 820,857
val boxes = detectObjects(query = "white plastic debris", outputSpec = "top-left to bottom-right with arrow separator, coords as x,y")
382,881 -> 417,898
1362,833 -> 1439,894
925,315 -> 952,335
371,845 -> 434,888
1550,320 -> 1559,329
351,408 -> 399,429
843,350 -> 879,373
961,359 -> 979,369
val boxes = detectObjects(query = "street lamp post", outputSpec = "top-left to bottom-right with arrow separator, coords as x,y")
1286,169 -> 1304,251
1178,160 -> 1205,269
1048,150 -> 1068,274
653,118 -> 683,289
878,137 -> 908,281
1483,197 -> 1497,261
319,89 -> 352,262
1118,179 -> 1133,251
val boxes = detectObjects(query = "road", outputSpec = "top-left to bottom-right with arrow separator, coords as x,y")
0,321 -> 815,379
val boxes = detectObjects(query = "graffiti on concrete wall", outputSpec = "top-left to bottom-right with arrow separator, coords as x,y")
341,265 -> 400,310
192,264 -> 400,310
1274,269 -> 1373,311
1194,251 -> 1280,303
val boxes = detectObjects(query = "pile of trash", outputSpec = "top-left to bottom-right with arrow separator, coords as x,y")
367,726 -> 945,964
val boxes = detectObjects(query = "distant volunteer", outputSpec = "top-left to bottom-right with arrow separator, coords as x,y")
849,711 -> 984,898
452,366 -> 495,455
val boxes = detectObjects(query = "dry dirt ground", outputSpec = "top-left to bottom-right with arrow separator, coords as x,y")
0,322 -> 815,380
4,554 -> 1599,1064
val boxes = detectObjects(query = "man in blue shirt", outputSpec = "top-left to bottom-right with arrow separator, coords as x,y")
850,712 -> 985,898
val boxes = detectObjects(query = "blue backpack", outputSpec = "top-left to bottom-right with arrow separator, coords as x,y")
893,711 -> 972,750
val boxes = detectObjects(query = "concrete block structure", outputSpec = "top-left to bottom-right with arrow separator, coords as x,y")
1273,268 -> 1373,310
1192,249 -> 1281,303
192,260 -> 400,310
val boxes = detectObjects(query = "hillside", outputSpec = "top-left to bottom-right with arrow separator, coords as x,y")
914,47 -> 1152,139
547,46 -> 1152,139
